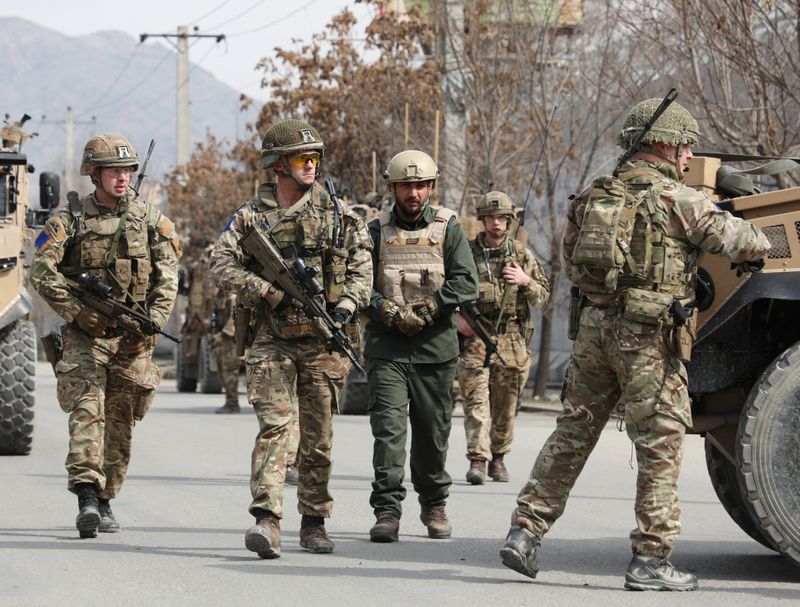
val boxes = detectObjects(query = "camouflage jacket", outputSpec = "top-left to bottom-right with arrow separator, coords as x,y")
470,232 -> 550,331
563,160 -> 772,304
30,190 -> 181,328
209,181 -> 373,339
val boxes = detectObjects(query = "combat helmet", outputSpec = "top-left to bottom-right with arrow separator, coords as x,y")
477,191 -> 515,218
384,150 -> 439,184
261,119 -> 325,169
616,98 -> 700,149
80,133 -> 139,175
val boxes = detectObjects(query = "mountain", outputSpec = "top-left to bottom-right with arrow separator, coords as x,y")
0,17 -> 259,195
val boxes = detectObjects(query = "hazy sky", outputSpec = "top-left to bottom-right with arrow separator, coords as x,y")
3,0 -> 373,101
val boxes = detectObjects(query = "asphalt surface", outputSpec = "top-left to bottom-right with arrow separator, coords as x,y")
0,361 -> 797,607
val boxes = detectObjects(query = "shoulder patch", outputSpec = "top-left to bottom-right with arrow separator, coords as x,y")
156,215 -> 183,259
36,217 -> 67,252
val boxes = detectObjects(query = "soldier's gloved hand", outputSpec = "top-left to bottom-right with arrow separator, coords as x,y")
730,258 -> 766,277
379,300 -> 400,327
330,306 -> 351,330
411,296 -> 439,326
75,308 -> 110,337
260,284 -> 295,311
395,304 -> 427,336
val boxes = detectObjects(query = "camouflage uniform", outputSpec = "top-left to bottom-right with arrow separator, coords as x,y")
209,290 -> 242,409
510,154 -> 771,558
210,181 -> 372,520
31,190 -> 180,498
458,232 -> 549,466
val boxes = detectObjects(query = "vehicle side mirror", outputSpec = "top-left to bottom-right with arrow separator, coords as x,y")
39,172 -> 60,209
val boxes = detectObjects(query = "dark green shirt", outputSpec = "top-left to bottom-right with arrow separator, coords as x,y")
364,205 -> 478,363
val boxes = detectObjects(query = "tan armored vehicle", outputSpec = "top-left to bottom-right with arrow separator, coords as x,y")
0,115 -> 59,455
685,156 -> 800,567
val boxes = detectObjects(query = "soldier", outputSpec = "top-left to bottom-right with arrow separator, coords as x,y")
499,98 -> 771,590
364,150 -> 478,542
210,119 -> 372,558
457,192 -> 550,485
30,133 -> 181,538
209,290 -> 242,414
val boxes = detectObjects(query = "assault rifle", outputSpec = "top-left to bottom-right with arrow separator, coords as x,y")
613,88 -> 677,177
67,273 -> 182,343
238,221 -> 366,375
132,139 -> 155,195
460,301 -> 509,368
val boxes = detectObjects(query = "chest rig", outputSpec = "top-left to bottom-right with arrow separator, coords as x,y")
257,189 -> 348,339
60,194 -> 154,306
472,235 -> 527,328
376,206 -> 455,305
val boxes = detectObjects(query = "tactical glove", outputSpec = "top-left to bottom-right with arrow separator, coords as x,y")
730,258 -> 765,277
395,304 -> 427,336
261,284 -> 295,311
75,308 -> 110,337
379,300 -> 400,326
412,296 -> 439,326
330,306 -> 351,330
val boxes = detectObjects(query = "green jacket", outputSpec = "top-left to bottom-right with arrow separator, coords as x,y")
364,205 -> 478,363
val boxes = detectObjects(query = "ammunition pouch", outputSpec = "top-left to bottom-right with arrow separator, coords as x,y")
568,286 -> 584,341
234,304 -> 251,358
671,308 -> 697,363
621,288 -> 673,325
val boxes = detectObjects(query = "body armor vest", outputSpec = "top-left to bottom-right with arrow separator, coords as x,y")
255,187 -> 348,339
60,195 -> 156,305
376,206 -> 455,305
472,235 -> 529,331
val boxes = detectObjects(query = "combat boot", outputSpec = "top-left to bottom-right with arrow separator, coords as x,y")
74,483 -> 100,539
500,525 -> 540,578
215,404 -> 240,414
245,508 -> 281,559
285,463 -> 299,486
624,554 -> 699,591
466,460 -> 486,485
369,512 -> 400,543
97,499 -> 120,533
420,505 -> 451,539
488,453 -> 510,482
299,515 -> 335,554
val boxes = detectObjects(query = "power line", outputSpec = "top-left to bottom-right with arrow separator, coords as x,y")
228,0 -> 320,38
90,50 -> 173,113
189,0 -> 235,26
77,43 -> 143,120
205,0 -> 266,31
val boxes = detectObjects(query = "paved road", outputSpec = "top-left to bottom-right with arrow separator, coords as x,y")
1,362 -> 797,606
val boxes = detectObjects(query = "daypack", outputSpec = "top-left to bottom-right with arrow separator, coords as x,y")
570,167 -> 661,294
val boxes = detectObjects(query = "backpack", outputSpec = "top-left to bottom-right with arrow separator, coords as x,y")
570,167 -> 660,294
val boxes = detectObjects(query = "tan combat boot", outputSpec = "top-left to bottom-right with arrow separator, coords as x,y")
370,512 -> 400,543
466,460 -> 487,485
420,505 -> 451,539
488,453 -> 510,482
245,508 -> 281,559
299,515 -> 335,554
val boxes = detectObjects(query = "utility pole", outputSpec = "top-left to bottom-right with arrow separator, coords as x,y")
440,0 -> 467,212
140,27 -> 225,168
41,107 -> 96,192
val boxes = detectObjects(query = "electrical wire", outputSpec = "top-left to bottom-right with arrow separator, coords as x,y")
76,43 -> 142,120
189,0 -> 235,26
228,0 -> 320,37
204,0 -> 266,31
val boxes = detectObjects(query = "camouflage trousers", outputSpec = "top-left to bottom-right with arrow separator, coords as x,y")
458,333 -> 531,461
512,305 -> 690,558
246,328 -> 349,519
54,325 -> 162,498
211,331 -> 241,407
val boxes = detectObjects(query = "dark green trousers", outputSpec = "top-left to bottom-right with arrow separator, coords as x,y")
368,357 -> 457,518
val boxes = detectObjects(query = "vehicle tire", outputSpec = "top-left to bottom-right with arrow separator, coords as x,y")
737,341 -> 800,567
0,320 -> 35,455
175,339 -> 197,393
338,377 -> 369,415
704,438 -> 775,551
198,336 -> 222,394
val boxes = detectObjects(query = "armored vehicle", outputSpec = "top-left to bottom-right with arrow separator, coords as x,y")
0,115 -> 59,455
685,156 -> 799,567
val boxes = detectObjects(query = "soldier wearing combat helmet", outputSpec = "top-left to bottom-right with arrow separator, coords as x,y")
30,133 -> 181,538
500,97 -> 771,590
210,118 -> 372,558
363,150 -> 478,543
456,191 -> 549,486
